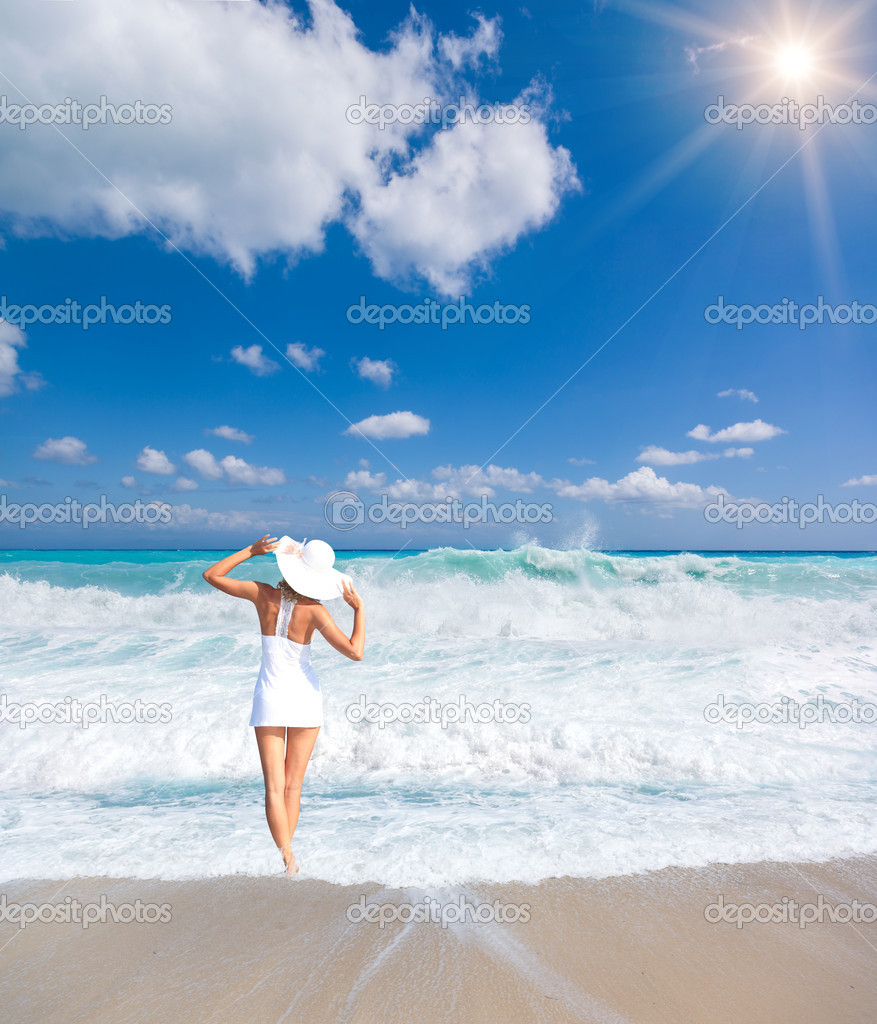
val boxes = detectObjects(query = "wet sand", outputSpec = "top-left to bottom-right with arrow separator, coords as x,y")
2,856 -> 876,1023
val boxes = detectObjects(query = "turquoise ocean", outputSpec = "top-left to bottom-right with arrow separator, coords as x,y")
1,546 -> 876,885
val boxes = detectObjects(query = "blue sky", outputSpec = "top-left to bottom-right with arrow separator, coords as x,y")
1,0 -> 875,549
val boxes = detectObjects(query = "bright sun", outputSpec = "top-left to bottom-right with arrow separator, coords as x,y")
775,44 -> 813,78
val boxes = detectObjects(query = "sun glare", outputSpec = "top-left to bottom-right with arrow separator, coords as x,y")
775,44 -> 813,79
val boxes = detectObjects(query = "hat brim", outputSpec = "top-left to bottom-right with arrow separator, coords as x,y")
275,538 -> 350,600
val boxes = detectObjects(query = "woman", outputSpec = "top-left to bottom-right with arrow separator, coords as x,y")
203,533 -> 364,875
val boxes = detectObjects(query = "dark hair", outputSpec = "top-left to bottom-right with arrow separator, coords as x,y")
277,578 -> 317,602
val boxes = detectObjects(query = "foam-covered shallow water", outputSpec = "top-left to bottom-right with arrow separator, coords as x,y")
1,546 -> 876,884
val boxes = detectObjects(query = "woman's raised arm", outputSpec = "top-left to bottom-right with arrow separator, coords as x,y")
313,580 -> 365,661
202,534 -> 278,601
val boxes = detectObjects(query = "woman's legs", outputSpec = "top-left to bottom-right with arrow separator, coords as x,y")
283,726 -> 321,844
254,725 -> 320,873
255,726 -> 290,849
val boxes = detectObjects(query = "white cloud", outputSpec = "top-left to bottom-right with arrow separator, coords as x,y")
0,2 -> 577,296
351,89 -> 580,295
344,411 -> 430,440
231,344 -> 280,377
550,466 -> 726,508
208,425 -> 253,444
567,456 -> 595,466
171,476 -> 199,492
636,446 -> 717,466
723,447 -> 754,458
184,448 -> 284,486
685,36 -> 755,73
136,445 -> 176,475
352,356 -> 396,388
433,463 -> 545,496
344,469 -> 388,490
0,320 -> 44,397
32,436 -> 97,466
286,342 -> 324,372
344,461 -> 547,500
220,455 -> 285,486
687,420 -> 786,443
636,445 -> 756,465
184,449 -> 223,480
718,388 -> 758,403
438,12 -> 501,69
121,475 -> 138,489
842,475 -> 877,487
166,505 -> 278,530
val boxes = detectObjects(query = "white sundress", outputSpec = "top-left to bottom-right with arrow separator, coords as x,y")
248,592 -> 323,727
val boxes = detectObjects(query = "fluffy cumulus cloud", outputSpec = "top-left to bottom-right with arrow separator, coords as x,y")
286,343 -> 324,373
341,460 -> 728,509
0,1 -> 578,295
344,411 -> 430,440
231,345 -> 280,377
842,475 -> 877,487
687,420 -> 786,443
183,448 -> 285,486
344,461 -> 546,500
135,445 -> 176,475
0,320 -> 44,397
207,425 -> 253,444
352,357 -> 396,388
171,476 -> 199,492
32,436 -> 98,466
549,466 -> 726,508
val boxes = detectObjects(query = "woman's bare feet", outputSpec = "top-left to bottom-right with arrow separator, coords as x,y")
279,842 -> 299,876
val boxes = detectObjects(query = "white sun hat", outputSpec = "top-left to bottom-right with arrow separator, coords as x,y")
275,536 -> 351,600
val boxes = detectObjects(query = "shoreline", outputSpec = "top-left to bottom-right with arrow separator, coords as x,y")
3,855 -> 876,1023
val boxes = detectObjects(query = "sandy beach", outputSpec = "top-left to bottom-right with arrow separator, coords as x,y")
2,855 -> 875,1024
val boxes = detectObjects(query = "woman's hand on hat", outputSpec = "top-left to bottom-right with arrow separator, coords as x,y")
249,534 -> 279,557
342,578 -> 363,610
